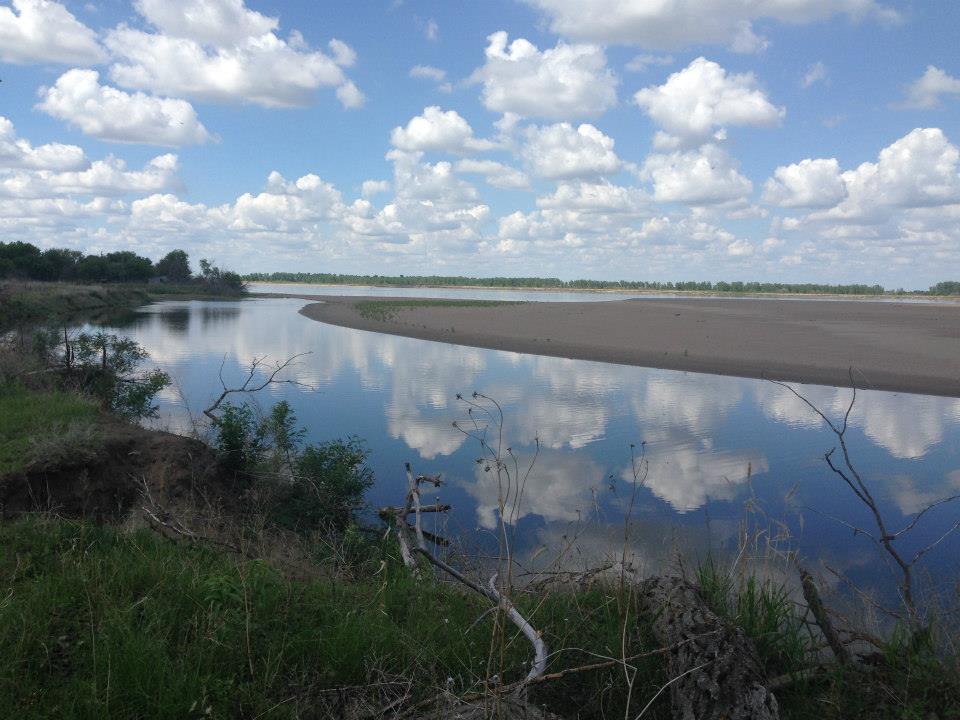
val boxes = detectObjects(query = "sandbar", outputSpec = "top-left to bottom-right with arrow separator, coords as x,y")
293,295 -> 960,397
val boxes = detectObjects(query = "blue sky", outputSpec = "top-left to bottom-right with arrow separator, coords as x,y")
1,0 -> 958,287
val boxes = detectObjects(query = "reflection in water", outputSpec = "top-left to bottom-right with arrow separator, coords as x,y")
85,297 -> 960,586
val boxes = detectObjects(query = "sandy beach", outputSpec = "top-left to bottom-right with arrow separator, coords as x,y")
294,294 -> 960,397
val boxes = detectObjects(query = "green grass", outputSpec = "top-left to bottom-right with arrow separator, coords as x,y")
0,517 -> 671,719
695,557 -> 960,719
0,385 -> 98,474
355,298 -> 519,322
0,281 -> 246,329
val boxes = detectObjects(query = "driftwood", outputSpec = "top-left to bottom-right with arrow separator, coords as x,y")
637,576 -> 780,720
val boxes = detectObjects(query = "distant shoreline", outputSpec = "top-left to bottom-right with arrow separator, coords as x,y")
296,294 -> 960,397
249,280 -> 960,303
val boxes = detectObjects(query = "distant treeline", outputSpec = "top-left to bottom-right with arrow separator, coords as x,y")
0,241 -> 244,293
246,272 -> 960,296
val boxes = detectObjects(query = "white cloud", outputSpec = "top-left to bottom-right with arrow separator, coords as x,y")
104,1 -> 363,109
0,0 -> 105,65
472,31 -> 618,119
454,159 -> 529,189
390,106 -> 493,154
536,180 -> 650,214
625,54 -> 674,73
901,66 -> 960,109
335,81 -> 365,109
801,61 -> 828,88
521,122 -> 622,180
409,65 -> 446,82
0,153 -> 179,199
815,128 -> 960,222
37,69 -> 212,147
133,0 -> 276,46
642,144 -> 753,205
634,57 -> 784,148
0,116 -> 87,171
328,38 -> 357,67
424,18 -> 438,41
762,158 -> 846,208
360,180 -> 390,197
524,0 -> 899,50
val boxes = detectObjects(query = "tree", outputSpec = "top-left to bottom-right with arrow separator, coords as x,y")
154,250 -> 192,282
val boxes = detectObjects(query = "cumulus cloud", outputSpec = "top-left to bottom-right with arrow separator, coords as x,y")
360,180 -> 391,197
37,69 -> 212,146
901,66 -> 960,109
0,116 -> 87,171
762,158 -> 846,208
472,31 -> 618,119
454,159 -> 529,189
814,128 -> 960,222
133,0 -> 277,46
642,144 -> 753,205
0,0 -> 105,65
634,57 -> 784,148
524,0 -> 899,51
0,153 -> 179,199
390,107 -> 493,154
104,0 -> 363,109
328,38 -> 357,67
521,123 -> 622,180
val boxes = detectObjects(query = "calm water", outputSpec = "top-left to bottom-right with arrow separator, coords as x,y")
89,295 -> 960,601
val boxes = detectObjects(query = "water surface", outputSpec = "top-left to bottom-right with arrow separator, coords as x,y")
90,296 -> 960,603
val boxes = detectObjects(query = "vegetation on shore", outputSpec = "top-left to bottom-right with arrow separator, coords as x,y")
0,243 -> 247,329
247,271 -> 960,296
355,298 -> 518,322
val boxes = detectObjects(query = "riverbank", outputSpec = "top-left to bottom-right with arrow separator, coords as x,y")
0,280 -> 247,328
300,295 -> 960,397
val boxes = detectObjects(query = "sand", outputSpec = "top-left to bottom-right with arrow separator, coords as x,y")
293,295 -> 960,397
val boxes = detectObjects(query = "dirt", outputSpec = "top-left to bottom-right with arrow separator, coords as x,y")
0,418 -> 237,521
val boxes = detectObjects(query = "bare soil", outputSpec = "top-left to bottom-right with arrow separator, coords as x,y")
298,295 -> 960,397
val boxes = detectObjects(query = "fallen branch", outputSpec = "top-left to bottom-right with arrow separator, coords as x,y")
799,567 -> 850,665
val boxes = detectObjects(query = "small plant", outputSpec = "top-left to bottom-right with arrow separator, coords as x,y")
211,399 -> 373,533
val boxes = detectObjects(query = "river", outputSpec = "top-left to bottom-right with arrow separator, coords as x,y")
86,289 -> 960,604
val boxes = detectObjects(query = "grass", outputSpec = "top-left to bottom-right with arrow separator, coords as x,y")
695,556 -> 960,720
0,385 -> 99,474
0,517 -> 672,720
355,298 -> 519,322
0,280 -> 246,329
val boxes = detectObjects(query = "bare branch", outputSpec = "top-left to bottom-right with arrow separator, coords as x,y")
202,352 -> 313,420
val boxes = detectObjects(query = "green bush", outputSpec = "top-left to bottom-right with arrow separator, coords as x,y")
211,400 -> 373,533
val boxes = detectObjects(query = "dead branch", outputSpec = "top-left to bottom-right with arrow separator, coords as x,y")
799,567 -> 850,664
203,352 -> 312,420
769,371 -> 960,632
390,462 -> 548,688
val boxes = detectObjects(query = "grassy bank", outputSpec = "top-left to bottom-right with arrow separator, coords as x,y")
2,514 -> 956,719
0,280 -> 247,329
0,386 -> 99,475
0,517 -> 671,719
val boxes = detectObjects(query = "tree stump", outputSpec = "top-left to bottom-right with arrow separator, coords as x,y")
637,576 -> 780,720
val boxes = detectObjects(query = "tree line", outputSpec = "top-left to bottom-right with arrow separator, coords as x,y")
0,242 -> 244,293
246,271 -> 960,296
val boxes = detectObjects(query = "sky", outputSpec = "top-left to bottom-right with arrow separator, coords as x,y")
1,0 -> 958,287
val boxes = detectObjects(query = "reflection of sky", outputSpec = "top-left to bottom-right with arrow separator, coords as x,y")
89,296 -> 960,593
